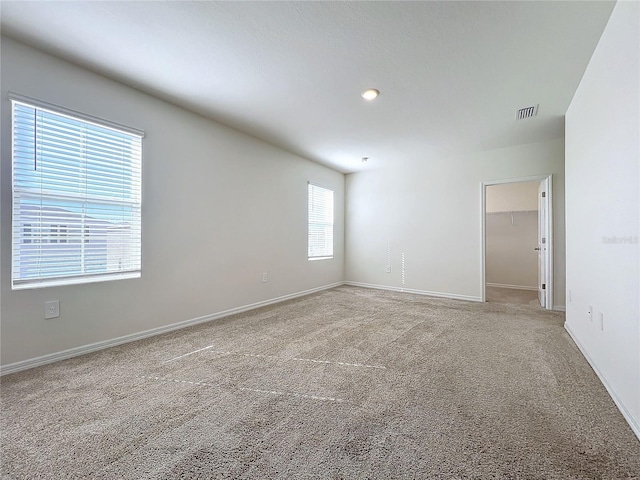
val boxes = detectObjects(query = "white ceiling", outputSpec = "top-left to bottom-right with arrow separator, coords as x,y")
0,1 -> 615,173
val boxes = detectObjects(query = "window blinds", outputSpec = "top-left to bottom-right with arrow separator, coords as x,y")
308,183 -> 334,259
11,99 -> 143,289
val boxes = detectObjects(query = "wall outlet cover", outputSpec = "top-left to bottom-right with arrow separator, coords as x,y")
45,300 -> 60,319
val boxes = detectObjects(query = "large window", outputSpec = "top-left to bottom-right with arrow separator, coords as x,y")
308,183 -> 334,260
11,96 -> 143,289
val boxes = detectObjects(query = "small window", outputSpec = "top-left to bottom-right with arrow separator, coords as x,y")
11,97 -> 143,289
308,183 -> 334,260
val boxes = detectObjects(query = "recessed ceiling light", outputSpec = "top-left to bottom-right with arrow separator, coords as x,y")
361,89 -> 379,101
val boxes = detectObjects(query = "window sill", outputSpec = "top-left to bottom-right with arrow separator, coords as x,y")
12,271 -> 141,290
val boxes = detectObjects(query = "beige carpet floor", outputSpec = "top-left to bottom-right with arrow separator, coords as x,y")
485,286 -> 540,307
2,285 -> 639,479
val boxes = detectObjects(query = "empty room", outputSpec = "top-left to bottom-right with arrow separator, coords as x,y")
1,1 -> 638,479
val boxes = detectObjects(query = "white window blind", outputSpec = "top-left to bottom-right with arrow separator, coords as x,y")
11,98 -> 143,289
308,183 -> 334,259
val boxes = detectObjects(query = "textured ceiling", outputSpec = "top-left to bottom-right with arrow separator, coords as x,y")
0,1 -> 615,173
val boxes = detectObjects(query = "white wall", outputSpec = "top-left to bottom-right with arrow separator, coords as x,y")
345,138 -> 565,306
565,0 -> 639,439
486,211 -> 538,289
486,181 -> 539,289
0,38 -> 344,368
486,181 -> 539,213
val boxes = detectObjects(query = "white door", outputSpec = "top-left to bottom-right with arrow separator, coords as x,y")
537,179 -> 549,308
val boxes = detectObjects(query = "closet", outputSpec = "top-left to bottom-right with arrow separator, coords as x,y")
485,181 -> 540,292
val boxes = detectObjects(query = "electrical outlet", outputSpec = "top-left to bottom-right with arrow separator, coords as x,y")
385,266 -> 391,273
45,300 -> 60,319
262,272 -> 268,283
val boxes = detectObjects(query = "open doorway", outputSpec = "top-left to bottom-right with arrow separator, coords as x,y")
481,176 -> 553,309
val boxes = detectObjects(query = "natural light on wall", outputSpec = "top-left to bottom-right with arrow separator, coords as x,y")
10,96 -> 143,289
308,182 -> 334,260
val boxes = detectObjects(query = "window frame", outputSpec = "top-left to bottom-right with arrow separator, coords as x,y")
307,182 -> 334,261
10,93 -> 144,290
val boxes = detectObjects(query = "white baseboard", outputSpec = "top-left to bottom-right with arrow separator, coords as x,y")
0,282 -> 344,376
553,305 -> 566,312
564,322 -> 640,442
344,281 -> 482,303
486,282 -> 538,291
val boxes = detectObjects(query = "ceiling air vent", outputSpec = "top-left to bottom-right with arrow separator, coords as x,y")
515,104 -> 539,120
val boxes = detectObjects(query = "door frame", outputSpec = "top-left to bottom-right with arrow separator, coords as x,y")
480,174 -> 553,309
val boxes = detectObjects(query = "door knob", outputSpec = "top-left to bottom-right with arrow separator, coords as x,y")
534,247 -> 541,251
